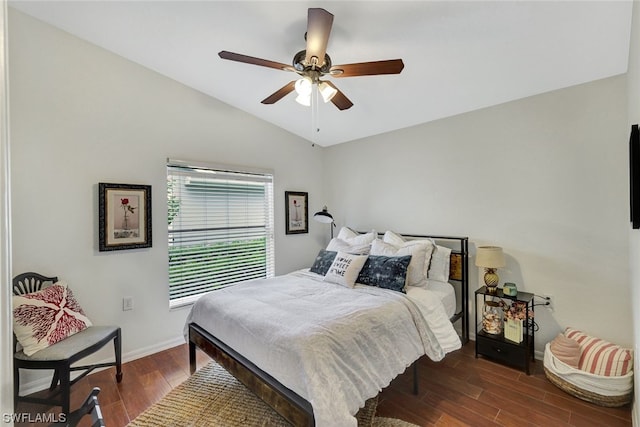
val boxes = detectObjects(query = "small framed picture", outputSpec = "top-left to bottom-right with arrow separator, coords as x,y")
285,191 -> 308,234
99,183 -> 152,251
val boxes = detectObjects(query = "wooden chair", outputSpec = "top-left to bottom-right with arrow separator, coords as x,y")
13,272 -> 122,417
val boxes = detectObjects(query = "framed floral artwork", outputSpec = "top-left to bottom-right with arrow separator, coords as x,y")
99,183 -> 152,251
285,191 -> 308,234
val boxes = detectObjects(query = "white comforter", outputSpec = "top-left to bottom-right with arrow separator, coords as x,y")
184,270 -> 461,427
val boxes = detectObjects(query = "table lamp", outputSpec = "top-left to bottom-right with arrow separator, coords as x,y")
475,246 -> 505,294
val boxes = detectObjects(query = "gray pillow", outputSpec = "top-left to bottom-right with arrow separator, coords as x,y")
310,250 -> 337,276
356,255 -> 412,293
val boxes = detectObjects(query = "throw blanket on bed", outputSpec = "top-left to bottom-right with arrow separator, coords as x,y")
184,270 -> 459,427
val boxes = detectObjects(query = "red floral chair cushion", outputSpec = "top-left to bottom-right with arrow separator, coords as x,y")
12,282 -> 92,356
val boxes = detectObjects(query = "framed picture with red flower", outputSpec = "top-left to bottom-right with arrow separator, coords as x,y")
99,182 -> 152,251
285,191 -> 308,234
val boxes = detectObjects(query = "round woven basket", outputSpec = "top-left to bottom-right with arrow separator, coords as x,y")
544,367 -> 632,408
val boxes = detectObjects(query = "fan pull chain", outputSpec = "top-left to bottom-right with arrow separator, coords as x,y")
311,84 -> 320,146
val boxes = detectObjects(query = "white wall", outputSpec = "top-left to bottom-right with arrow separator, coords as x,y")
8,9 -> 326,391
1,0 -> 14,416
627,1 -> 640,424
324,75 -> 632,355
7,3 -> 636,403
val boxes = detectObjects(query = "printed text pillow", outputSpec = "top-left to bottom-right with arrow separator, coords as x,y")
324,251 -> 368,288
13,283 -> 92,356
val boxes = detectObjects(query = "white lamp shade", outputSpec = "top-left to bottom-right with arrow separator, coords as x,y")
318,81 -> 337,103
295,93 -> 311,106
294,77 -> 313,96
475,246 -> 506,268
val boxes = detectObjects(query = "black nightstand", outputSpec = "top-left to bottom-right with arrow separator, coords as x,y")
475,286 -> 535,374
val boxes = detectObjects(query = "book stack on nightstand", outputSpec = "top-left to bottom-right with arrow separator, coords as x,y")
474,286 -> 535,374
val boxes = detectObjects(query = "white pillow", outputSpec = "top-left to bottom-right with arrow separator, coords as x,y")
326,238 -> 372,255
324,251 -> 369,288
428,245 -> 452,282
380,230 -> 435,286
370,239 -> 433,287
336,227 -> 377,246
383,231 -> 434,252
381,230 -> 407,247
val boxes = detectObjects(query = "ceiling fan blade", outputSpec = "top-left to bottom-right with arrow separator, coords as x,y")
219,51 -> 296,72
330,59 -> 405,77
323,81 -> 353,110
305,8 -> 334,68
261,81 -> 297,105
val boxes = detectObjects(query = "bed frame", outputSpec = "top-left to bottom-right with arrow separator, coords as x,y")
188,233 -> 468,427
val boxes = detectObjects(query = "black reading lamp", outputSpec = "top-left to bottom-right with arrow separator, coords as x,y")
313,206 -> 335,238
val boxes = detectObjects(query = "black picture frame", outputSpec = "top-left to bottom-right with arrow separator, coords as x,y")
630,125 -> 640,229
99,183 -> 152,251
285,191 -> 308,234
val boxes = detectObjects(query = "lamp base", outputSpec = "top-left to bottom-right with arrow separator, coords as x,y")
484,269 -> 499,294
486,284 -> 499,294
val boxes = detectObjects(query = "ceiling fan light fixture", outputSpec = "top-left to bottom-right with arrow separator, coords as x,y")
294,77 -> 313,96
318,81 -> 337,103
295,93 -> 311,107
219,8 -> 404,112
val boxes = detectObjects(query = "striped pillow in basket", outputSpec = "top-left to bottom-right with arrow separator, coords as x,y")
565,327 -> 633,377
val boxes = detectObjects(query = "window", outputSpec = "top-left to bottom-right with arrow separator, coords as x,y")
167,160 -> 275,307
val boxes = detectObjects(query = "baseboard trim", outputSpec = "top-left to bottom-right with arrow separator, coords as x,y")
17,335 -> 186,396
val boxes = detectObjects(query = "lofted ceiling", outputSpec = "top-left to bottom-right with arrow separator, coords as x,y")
8,1 -> 633,147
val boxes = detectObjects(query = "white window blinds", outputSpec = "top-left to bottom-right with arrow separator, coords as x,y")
167,161 -> 275,307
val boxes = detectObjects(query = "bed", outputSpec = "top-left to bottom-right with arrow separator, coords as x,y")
185,231 -> 469,427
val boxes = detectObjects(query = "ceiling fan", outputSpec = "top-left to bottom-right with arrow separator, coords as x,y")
218,8 -> 404,110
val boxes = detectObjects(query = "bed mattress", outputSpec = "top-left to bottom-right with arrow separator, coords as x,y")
424,278 -> 457,318
185,270 -> 460,427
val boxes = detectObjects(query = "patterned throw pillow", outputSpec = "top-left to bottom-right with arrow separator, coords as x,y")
370,238 -> 433,287
323,251 -> 369,288
564,327 -> 633,376
310,249 -> 338,276
356,255 -> 412,293
13,283 -> 92,356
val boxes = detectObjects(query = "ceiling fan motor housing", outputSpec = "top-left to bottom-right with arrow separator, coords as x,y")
293,50 -> 332,74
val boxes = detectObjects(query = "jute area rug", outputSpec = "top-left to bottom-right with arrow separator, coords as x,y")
128,361 -> 417,427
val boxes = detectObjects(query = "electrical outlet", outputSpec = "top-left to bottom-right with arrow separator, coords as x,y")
123,296 -> 134,311
542,294 -> 553,311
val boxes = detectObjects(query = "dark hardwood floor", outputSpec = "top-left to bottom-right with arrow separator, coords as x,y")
16,341 -> 632,426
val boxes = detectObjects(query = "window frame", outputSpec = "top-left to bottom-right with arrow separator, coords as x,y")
167,159 -> 275,308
